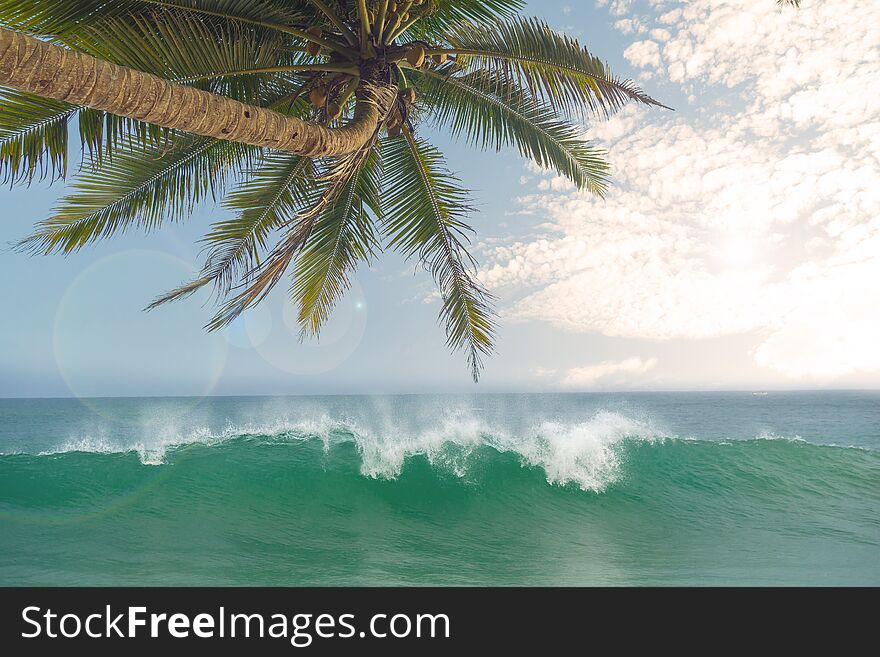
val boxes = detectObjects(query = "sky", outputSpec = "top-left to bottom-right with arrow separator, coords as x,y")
1,0 -> 879,397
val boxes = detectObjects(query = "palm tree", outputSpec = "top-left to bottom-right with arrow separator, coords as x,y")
0,1 -> 665,380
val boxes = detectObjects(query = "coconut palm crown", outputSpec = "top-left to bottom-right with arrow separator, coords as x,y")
0,0 -> 666,380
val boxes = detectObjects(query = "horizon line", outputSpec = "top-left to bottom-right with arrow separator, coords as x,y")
3,388 -> 880,401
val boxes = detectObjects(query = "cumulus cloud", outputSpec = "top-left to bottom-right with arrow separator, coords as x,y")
561,357 -> 658,388
481,0 -> 880,383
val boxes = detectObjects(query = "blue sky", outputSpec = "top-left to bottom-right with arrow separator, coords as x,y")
2,0 -> 878,397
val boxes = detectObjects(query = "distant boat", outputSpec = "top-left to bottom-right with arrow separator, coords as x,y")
752,392 -> 769,396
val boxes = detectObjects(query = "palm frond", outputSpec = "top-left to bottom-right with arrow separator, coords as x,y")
0,1 -> 362,61
0,1 -> 312,37
0,88 -> 175,184
439,17 -> 669,116
145,276 -> 214,310
80,109 -> 175,164
147,151 -> 317,310
292,147 -> 381,336
0,89 -> 75,183
414,66 -> 609,194
382,130 -> 495,381
207,140 -> 378,331
407,0 -> 524,41
19,135 -> 253,254
205,152 -> 318,294
73,10 -> 288,101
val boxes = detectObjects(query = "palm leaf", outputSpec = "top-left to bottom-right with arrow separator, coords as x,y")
0,89 -> 75,183
205,151 -> 318,292
19,134 -> 253,254
0,1 -> 312,37
77,108 -> 173,165
405,0 -> 524,41
440,16 -> 669,116
206,141 -> 378,332
382,130 -> 495,381
0,1 -> 360,60
414,66 -> 610,194
73,10 -> 289,102
292,147 -> 381,336
154,96 -> 320,306
147,151 -> 318,310
0,88 -> 175,184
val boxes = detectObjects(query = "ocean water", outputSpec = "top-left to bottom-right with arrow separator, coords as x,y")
0,392 -> 877,586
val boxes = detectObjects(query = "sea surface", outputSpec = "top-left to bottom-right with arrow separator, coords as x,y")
0,392 -> 877,586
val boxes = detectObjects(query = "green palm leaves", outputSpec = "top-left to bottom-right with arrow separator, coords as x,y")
2,0 -> 667,380
20,135 -> 253,254
208,153 -> 318,295
293,150 -> 381,336
74,11 -> 288,100
414,66 -> 610,195
409,0 -> 525,40
435,17 -> 668,117
0,90 -> 74,183
0,1 -> 310,38
383,132 -> 495,379
146,150 -> 318,310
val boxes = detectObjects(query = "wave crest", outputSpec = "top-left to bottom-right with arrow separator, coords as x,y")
37,411 -> 665,491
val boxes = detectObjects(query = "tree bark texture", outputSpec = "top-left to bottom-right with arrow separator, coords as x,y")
0,27 -> 394,157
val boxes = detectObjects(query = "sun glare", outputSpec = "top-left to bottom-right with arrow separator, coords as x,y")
719,235 -> 760,269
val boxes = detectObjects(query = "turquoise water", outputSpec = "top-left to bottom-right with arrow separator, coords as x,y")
1,393 -> 878,585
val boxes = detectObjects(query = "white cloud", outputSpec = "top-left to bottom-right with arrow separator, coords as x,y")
482,0 -> 880,383
561,357 -> 658,388
751,257 -> 880,380
624,40 -> 662,68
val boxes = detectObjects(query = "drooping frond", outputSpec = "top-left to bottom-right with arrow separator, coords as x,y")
414,66 -> 610,195
203,81 -> 395,331
77,109 -> 171,165
19,135 -> 253,254
206,142 -> 378,332
439,17 -> 669,116
292,147 -> 381,336
146,151 -> 317,310
207,152 -> 318,293
145,276 -> 214,310
0,88 -> 175,184
382,130 -> 495,381
0,89 -> 74,183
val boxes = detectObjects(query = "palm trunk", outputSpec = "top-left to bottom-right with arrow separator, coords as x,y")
0,28 -> 393,157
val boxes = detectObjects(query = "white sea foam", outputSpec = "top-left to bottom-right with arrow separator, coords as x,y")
37,410 -> 666,491
506,413 -> 662,491
41,416 -> 343,465
755,430 -> 807,444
